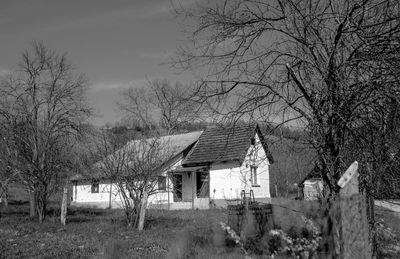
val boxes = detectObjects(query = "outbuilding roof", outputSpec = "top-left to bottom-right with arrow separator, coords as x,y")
298,165 -> 322,187
182,124 -> 273,167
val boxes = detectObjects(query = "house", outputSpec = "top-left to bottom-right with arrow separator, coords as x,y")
298,166 -> 323,200
70,124 -> 273,209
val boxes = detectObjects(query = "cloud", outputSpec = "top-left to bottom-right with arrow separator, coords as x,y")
137,51 -> 172,60
0,68 -> 12,76
90,82 -> 125,91
89,78 -> 150,92
142,0 -> 205,17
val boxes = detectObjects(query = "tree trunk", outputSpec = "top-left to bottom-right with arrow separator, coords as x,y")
36,192 -> 47,223
29,189 -> 36,219
60,186 -> 68,226
37,201 -> 45,223
2,186 -> 8,207
3,193 -> 8,207
137,189 -> 149,231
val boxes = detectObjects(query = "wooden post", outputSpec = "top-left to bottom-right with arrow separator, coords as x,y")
167,176 -> 170,210
109,181 -> 112,209
74,182 -> 77,201
192,172 -> 195,210
60,186 -> 68,226
29,189 -> 36,218
137,189 -> 148,231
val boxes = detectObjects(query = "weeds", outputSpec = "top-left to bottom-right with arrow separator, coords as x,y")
374,218 -> 400,258
221,214 -> 322,258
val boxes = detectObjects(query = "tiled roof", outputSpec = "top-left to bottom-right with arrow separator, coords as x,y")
70,131 -> 203,181
182,124 -> 273,167
124,131 -> 203,158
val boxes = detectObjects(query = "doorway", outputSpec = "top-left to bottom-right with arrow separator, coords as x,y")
196,171 -> 209,198
173,174 -> 183,202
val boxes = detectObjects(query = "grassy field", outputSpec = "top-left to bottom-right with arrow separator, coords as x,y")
374,205 -> 400,258
1,201 -> 399,258
0,204 -> 246,259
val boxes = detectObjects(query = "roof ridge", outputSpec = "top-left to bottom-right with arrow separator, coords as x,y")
125,130 -> 203,144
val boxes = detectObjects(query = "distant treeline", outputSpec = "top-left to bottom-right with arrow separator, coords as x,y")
102,121 -> 308,142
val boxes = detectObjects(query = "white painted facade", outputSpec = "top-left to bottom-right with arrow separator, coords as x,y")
71,132 -> 271,209
303,179 -> 323,200
209,133 -> 271,206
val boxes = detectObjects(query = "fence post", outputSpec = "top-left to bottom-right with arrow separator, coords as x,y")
335,161 -> 372,259
60,186 -> 68,226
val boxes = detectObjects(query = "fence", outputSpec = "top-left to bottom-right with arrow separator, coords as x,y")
227,203 -> 273,241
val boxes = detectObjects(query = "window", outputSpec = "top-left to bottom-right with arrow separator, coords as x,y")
91,182 -> 99,193
250,166 -> 259,186
158,176 -> 167,191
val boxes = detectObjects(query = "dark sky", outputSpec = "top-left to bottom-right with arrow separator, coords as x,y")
0,0 -> 200,126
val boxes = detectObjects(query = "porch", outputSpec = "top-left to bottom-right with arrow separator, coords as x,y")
167,166 -> 210,210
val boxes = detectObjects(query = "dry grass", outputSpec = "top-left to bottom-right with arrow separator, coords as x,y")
375,205 -> 400,258
2,201 -> 398,258
0,204 -> 245,258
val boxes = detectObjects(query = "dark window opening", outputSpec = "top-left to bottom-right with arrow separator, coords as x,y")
91,182 -> 99,193
251,137 -> 256,145
158,176 -> 167,191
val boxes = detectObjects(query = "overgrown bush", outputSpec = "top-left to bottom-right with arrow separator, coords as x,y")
220,215 -> 322,258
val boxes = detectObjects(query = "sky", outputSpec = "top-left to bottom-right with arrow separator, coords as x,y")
0,0 -> 200,126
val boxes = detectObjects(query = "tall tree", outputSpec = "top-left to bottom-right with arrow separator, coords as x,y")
176,0 -> 400,197
120,79 -> 204,134
0,42 -> 91,222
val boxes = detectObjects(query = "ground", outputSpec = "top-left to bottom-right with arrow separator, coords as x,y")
375,201 -> 400,258
375,200 -> 400,215
0,203 -> 245,259
1,201 -> 399,258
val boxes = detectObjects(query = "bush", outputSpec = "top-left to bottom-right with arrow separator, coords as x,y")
220,215 -> 323,258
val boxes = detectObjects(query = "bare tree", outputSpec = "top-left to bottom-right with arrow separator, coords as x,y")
176,0 -> 400,197
0,125 -> 19,207
0,42 -> 91,222
120,79 -> 204,134
95,131 -> 173,230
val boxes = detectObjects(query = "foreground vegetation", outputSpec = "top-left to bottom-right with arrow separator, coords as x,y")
0,204 -> 244,259
1,201 -> 399,258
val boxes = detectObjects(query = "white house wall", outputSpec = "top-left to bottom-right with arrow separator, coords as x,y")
73,181 -> 174,209
303,179 -> 323,200
72,156 -> 182,209
210,132 -> 271,207
210,161 -> 245,201
72,181 -> 123,209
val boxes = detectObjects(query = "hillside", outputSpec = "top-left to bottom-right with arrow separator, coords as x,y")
265,135 -> 315,197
